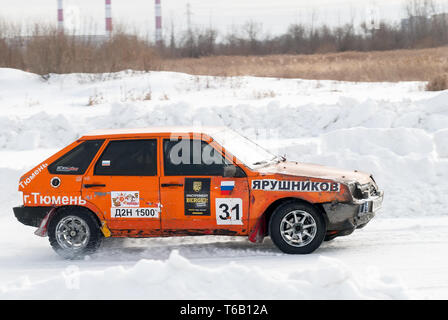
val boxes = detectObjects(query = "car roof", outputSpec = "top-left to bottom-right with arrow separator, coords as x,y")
80,126 -> 228,140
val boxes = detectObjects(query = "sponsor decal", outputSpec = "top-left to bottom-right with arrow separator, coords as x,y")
111,207 -> 160,218
111,191 -> 139,207
23,192 -> 86,205
56,166 -> 79,173
193,181 -> 202,192
19,163 -> 48,189
220,181 -> 235,195
185,178 -> 210,216
216,198 -> 243,225
251,179 -> 340,192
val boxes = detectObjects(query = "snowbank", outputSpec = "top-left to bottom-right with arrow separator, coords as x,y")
434,129 -> 448,158
0,68 -> 447,218
0,68 -> 447,300
0,250 -> 407,299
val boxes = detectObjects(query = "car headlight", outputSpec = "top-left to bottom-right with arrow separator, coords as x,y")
349,182 -> 375,200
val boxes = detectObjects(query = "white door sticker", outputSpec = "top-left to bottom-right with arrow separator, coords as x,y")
111,207 -> 160,218
216,198 -> 243,225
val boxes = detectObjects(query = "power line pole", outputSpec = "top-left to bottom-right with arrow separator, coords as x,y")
186,3 -> 192,33
186,3 -> 195,57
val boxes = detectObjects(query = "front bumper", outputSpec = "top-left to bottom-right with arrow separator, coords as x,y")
13,206 -> 52,227
353,190 -> 384,226
322,191 -> 384,232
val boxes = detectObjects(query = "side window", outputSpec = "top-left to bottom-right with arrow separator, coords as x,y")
163,139 -> 229,176
94,139 -> 157,176
48,140 -> 104,175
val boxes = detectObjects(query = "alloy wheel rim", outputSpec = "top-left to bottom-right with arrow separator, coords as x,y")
55,216 -> 90,251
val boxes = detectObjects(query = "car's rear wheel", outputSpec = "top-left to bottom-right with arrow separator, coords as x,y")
48,207 -> 102,260
269,202 -> 326,254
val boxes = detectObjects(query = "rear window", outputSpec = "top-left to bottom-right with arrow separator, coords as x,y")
48,140 -> 104,175
94,139 -> 157,176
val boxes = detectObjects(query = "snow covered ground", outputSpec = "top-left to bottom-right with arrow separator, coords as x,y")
0,68 -> 447,299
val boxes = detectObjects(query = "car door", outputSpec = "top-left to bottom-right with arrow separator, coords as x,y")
82,138 -> 161,235
160,137 -> 249,235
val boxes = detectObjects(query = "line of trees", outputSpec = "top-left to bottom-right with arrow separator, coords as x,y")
0,0 -> 447,75
0,23 -> 161,74
164,1 -> 448,57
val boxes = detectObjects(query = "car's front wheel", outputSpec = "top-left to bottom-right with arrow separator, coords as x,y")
48,207 -> 103,259
269,202 -> 326,254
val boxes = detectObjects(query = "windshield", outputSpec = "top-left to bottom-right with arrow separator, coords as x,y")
211,128 -> 281,169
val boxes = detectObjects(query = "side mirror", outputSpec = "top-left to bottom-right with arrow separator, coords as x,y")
223,165 -> 246,178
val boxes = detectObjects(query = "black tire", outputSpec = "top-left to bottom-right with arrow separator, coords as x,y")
269,201 -> 326,254
48,207 -> 103,260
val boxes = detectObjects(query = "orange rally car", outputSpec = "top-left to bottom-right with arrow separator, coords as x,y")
13,127 -> 384,259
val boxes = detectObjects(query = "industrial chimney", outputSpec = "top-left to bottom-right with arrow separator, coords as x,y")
57,0 -> 64,32
105,0 -> 112,37
155,0 -> 162,44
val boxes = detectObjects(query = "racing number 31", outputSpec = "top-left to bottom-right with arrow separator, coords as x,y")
216,198 -> 243,225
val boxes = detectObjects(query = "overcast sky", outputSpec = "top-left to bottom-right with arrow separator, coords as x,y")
1,0 -> 447,39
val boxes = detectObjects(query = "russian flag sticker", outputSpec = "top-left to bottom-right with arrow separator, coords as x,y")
220,181 -> 235,195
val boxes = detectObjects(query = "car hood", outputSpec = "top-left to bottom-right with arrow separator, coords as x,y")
255,161 -> 373,185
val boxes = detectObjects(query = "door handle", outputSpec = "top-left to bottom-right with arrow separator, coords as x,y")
84,184 -> 106,188
161,183 -> 183,187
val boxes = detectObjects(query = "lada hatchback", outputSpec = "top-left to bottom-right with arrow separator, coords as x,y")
14,127 -> 383,259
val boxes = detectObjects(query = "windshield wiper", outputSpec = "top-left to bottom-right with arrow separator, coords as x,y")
252,160 -> 268,166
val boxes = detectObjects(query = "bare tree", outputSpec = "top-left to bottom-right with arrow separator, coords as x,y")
243,20 -> 262,54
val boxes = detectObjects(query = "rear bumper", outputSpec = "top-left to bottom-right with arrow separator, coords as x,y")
13,206 -> 52,227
